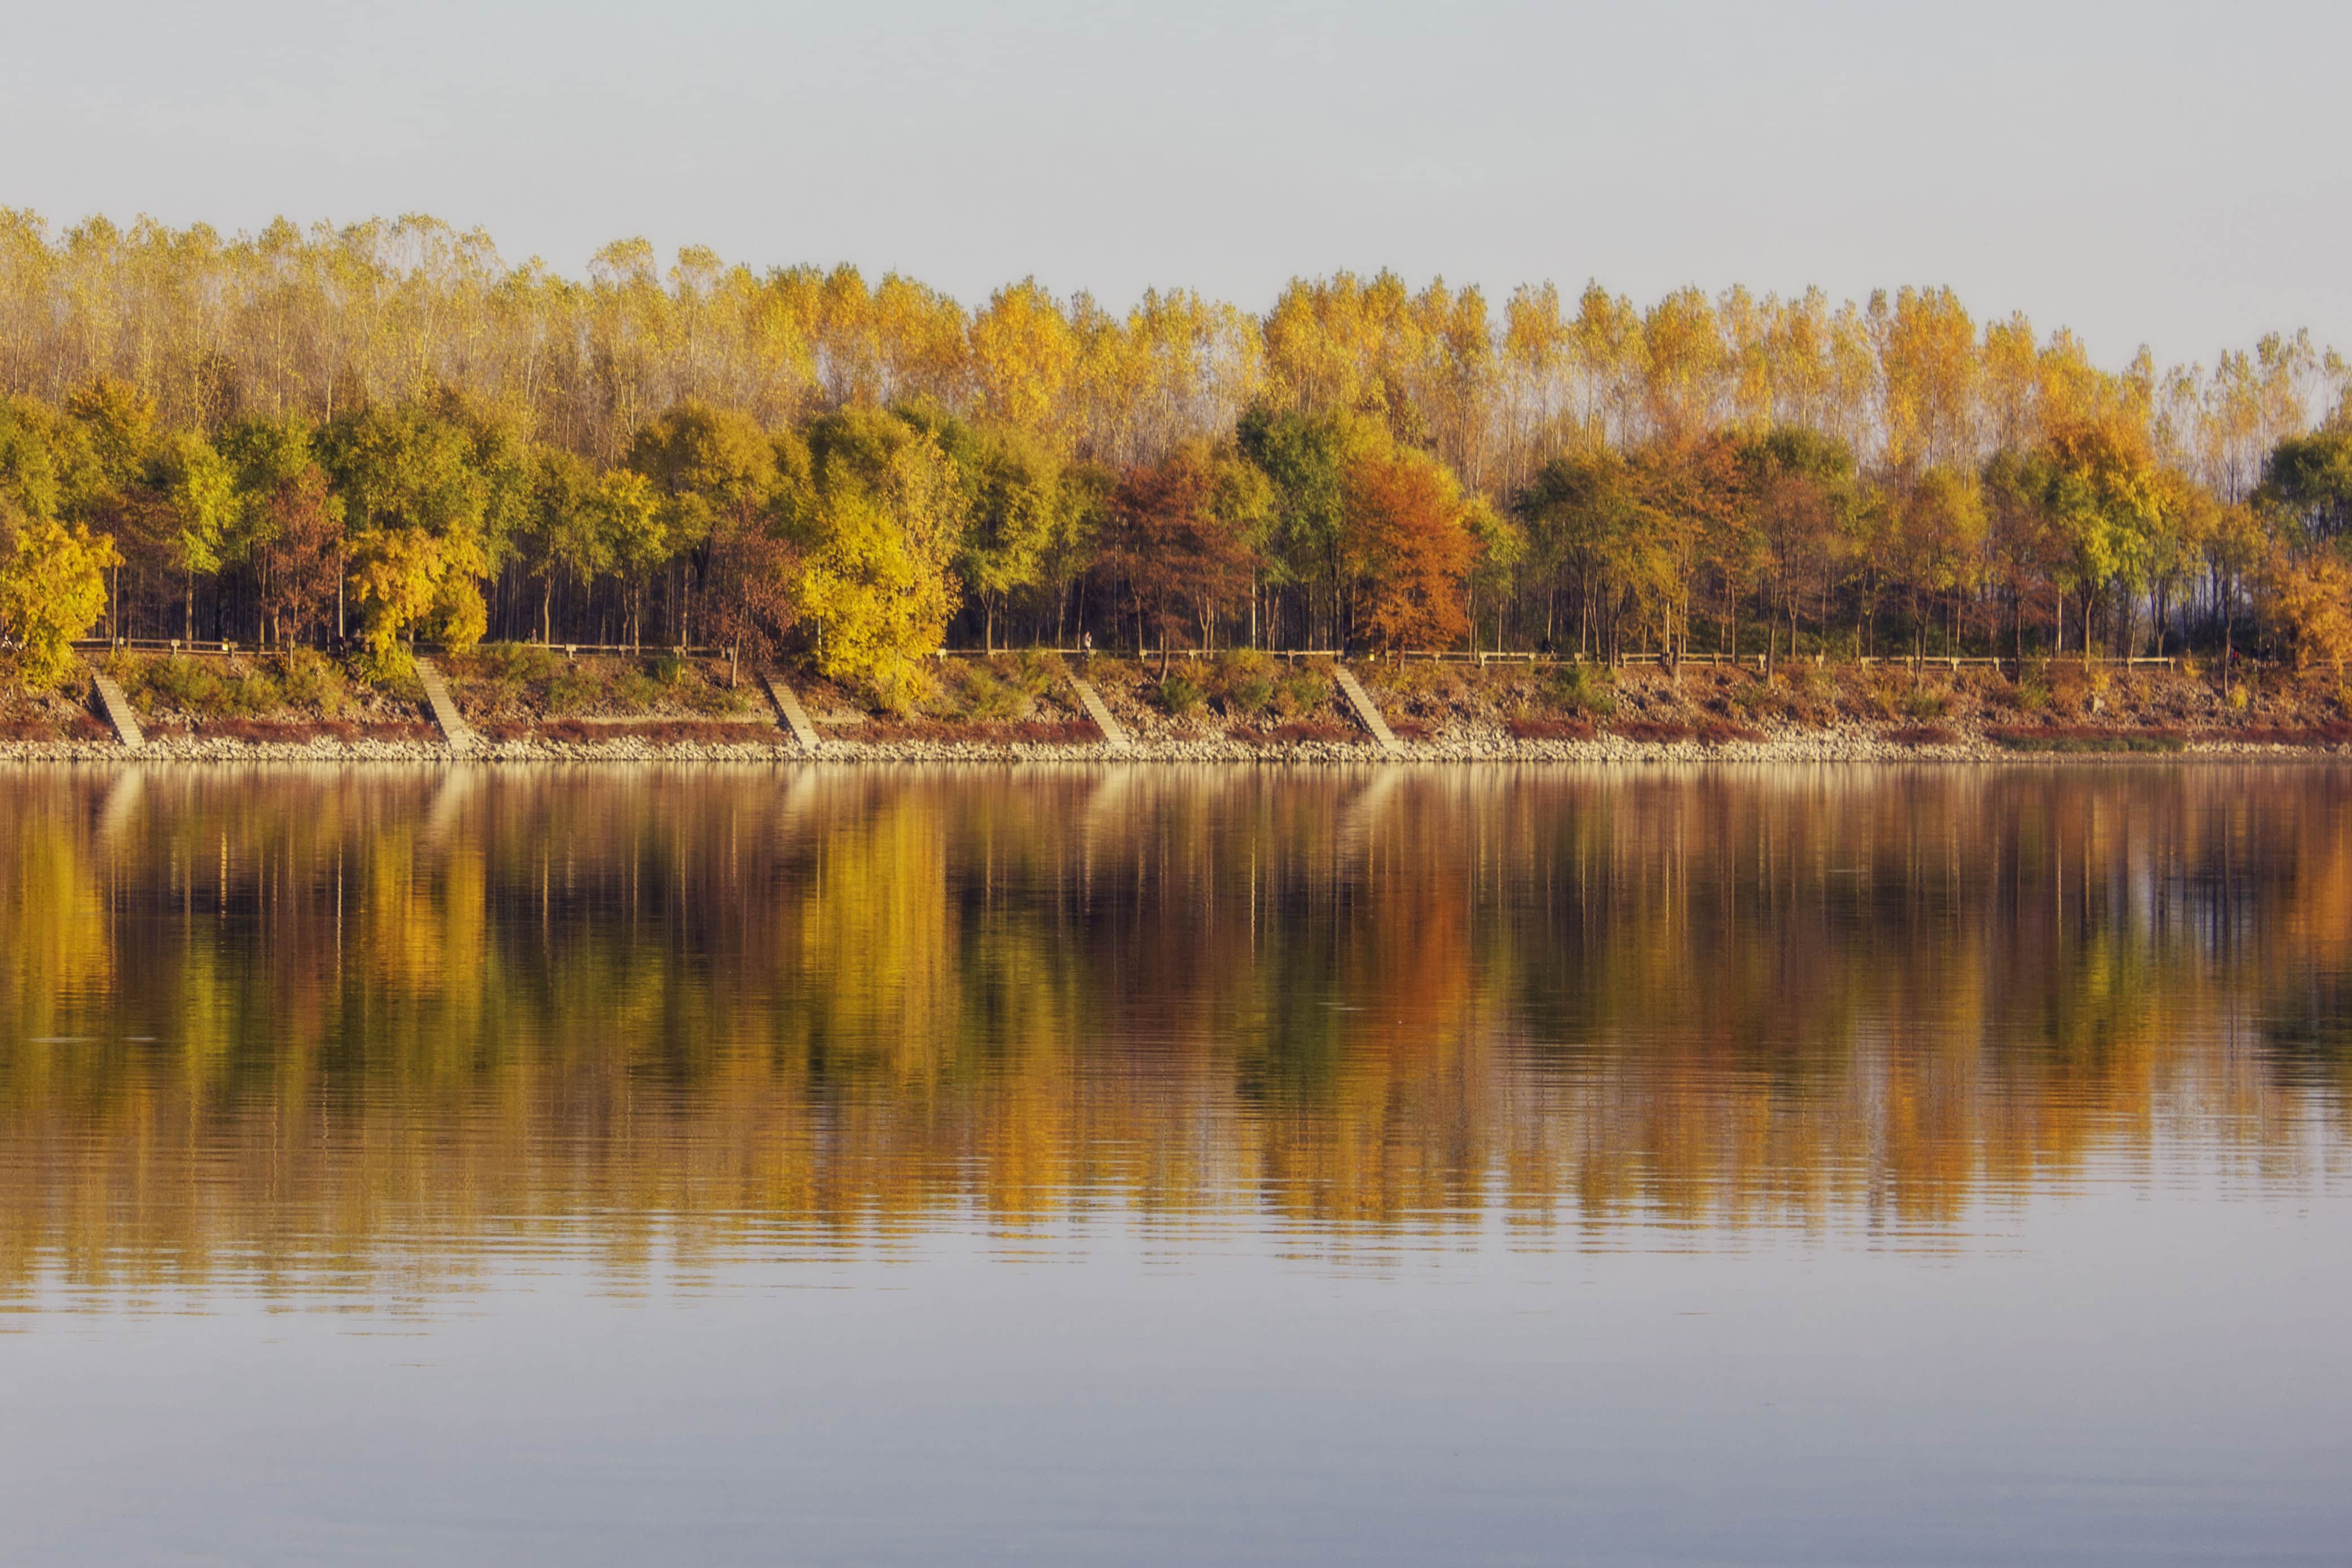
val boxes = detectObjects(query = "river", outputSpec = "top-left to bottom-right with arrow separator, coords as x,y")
1,763 -> 2345,1564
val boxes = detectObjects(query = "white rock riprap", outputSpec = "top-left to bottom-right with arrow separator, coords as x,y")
1,721 -> 2345,768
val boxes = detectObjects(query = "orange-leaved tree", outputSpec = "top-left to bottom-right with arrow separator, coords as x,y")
1342,444 -> 1480,651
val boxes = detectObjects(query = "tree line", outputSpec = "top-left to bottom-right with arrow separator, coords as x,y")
2,209 -> 2350,701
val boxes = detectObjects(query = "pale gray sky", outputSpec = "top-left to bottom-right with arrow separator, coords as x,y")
3,0 -> 2345,372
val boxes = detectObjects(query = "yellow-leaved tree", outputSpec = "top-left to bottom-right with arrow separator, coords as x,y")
2266,552 -> 2352,676
0,514 -> 120,690
786,408 -> 967,712
346,526 -> 490,660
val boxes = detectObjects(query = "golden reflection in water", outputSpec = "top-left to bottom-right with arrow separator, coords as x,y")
0,762 -> 2345,1301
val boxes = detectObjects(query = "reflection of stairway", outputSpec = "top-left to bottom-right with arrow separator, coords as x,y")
1333,668 -> 1404,754
96,769 -> 144,840
412,659 -> 477,752
763,675 -> 823,754
87,666 -> 145,749
1336,770 -> 1402,860
1067,675 -> 1131,750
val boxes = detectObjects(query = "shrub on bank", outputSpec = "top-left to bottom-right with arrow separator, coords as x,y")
1222,676 -> 1275,717
1156,673 -> 1206,717
442,644 -> 750,719
1897,685 -> 1953,720
1547,664 -> 1618,717
278,649 -> 351,716
1273,668 -> 1330,718
1988,725 -> 2185,754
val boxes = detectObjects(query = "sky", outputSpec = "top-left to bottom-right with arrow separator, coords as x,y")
3,0 -> 2346,372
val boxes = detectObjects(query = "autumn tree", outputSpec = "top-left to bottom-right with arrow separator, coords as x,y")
1984,448 -> 2058,667
785,408 -> 966,710
2264,552 -> 2352,676
1513,447 -> 1648,660
593,469 -> 666,647
1098,442 -> 1262,670
324,399 -> 522,657
0,414 -> 120,684
0,515 -> 118,689
702,505 -> 798,687
347,525 -> 490,658
1237,406 -> 1351,647
215,416 -> 337,645
60,377 -> 154,498
1626,434 -> 1747,673
2258,430 -> 2352,541
142,432 -> 239,642
2140,469 -> 2212,656
253,468 -> 344,645
1896,467 -> 1988,663
518,446 -> 603,644
0,400 -> 64,523
1343,443 -> 1482,651
1742,427 -> 1852,673
2041,417 -> 2161,663
2203,499 -> 2266,677
627,399 -> 778,645
896,402 -> 1071,653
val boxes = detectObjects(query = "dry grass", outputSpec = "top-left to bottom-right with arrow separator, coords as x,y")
0,715 -> 110,742
1505,716 -> 1595,740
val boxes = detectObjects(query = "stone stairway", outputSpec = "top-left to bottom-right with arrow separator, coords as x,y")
412,659 -> 478,752
1067,675 -> 1131,750
764,675 -> 823,754
1333,668 -> 1406,755
89,667 -> 144,749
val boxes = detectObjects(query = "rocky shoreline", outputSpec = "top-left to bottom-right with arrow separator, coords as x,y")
5,724 -> 2347,767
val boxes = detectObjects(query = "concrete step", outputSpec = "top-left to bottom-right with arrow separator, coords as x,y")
88,667 -> 144,749
412,659 -> 477,752
1067,675 -> 1131,750
763,675 -> 823,754
1333,668 -> 1406,754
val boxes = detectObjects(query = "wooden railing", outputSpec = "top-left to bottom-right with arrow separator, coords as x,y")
931,646 -> 2181,672
76,636 -> 2182,674
73,638 -> 730,660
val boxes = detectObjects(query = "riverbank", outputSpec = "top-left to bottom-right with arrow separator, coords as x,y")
6,645 -> 2346,764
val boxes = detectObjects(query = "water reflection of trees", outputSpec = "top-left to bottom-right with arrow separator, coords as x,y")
0,763 -> 2344,1297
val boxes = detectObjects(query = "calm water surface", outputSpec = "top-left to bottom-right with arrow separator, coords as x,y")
1,763 -> 2346,1565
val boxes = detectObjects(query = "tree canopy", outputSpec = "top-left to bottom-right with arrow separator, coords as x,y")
1,208 -> 2349,695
